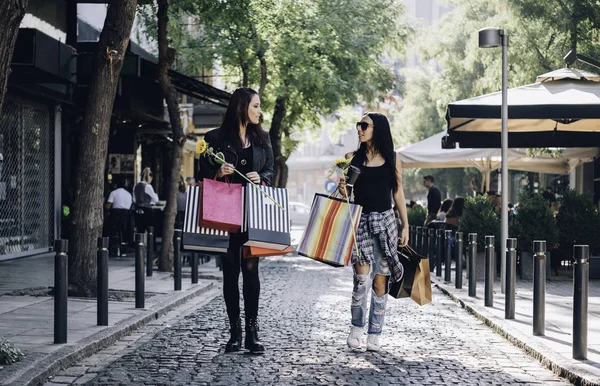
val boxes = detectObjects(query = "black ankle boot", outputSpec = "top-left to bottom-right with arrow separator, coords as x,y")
225,318 -> 242,353
245,318 -> 265,353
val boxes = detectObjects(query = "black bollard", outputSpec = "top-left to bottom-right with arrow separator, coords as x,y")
409,226 -> 416,249
436,229 -> 444,277
54,239 -> 68,344
573,245 -> 589,360
415,226 -> 423,255
135,233 -> 145,309
191,253 -> 199,284
456,232 -> 463,289
444,230 -> 453,282
468,233 -> 477,297
97,237 -> 109,326
505,238 -> 517,319
147,226 -> 154,277
533,240 -> 546,336
428,228 -> 436,272
174,229 -> 182,291
485,236 -> 495,307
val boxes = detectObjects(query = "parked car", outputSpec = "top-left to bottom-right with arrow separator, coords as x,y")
289,201 -> 311,227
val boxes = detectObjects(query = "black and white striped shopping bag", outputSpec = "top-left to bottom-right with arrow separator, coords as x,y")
243,185 -> 290,250
182,186 -> 229,253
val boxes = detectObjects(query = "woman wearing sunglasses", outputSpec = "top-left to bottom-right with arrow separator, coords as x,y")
338,112 -> 409,351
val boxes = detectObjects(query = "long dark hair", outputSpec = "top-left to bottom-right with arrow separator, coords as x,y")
446,197 -> 465,218
218,87 -> 269,149
354,112 -> 398,193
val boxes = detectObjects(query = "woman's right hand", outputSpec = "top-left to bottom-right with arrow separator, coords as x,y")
217,163 -> 235,178
338,176 -> 348,198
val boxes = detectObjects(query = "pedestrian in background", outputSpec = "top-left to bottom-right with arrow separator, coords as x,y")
338,112 -> 409,352
133,167 -> 159,233
198,87 -> 274,354
185,176 -> 195,188
175,175 -> 187,229
444,197 -> 465,228
423,175 -> 441,225
436,198 -> 453,222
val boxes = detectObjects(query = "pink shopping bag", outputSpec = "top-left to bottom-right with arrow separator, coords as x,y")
198,178 -> 243,233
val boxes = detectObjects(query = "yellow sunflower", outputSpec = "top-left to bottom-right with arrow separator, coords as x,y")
195,139 -> 208,155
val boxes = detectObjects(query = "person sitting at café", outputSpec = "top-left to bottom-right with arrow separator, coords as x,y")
444,197 -> 465,228
436,199 -> 453,222
105,177 -> 133,254
133,167 -> 159,233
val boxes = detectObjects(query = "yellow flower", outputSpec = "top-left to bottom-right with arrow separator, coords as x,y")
195,139 -> 208,155
334,157 -> 350,169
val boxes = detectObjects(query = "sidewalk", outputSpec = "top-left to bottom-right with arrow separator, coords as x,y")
0,253 -> 222,386
433,265 -> 600,386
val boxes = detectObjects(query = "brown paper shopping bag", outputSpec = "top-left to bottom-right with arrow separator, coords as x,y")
410,258 -> 432,306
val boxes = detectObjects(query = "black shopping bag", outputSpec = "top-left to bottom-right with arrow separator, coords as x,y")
389,245 -> 423,299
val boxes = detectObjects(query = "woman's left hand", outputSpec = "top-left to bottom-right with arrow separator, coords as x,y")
246,171 -> 261,184
399,226 -> 409,247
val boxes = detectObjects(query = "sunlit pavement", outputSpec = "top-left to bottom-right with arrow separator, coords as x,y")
48,255 -> 572,386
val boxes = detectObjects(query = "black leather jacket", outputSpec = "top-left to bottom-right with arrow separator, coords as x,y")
198,128 -> 275,185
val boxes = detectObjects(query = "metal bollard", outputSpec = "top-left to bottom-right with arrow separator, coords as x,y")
191,253 -> 199,284
445,230 -> 453,282
134,233 -> 145,309
436,229 -> 444,277
147,226 -> 154,277
533,240 -> 546,336
468,233 -> 477,297
428,228 -> 435,272
174,229 -> 182,291
97,237 -> 109,326
456,232 -> 463,289
505,238 -> 517,319
573,245 -> 589,360
54,239 -> 68,344
415,226 -> 423,255
485,236 -> 495,307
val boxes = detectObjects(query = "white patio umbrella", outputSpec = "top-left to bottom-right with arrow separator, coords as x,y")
396,131 -> 599,191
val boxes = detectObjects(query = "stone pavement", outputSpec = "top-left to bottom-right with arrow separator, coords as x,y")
432,264 -> 600,386
0,253 -> 221,386
48,255 -> 572,385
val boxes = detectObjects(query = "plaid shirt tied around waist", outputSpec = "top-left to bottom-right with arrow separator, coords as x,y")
351,209 -> 403,283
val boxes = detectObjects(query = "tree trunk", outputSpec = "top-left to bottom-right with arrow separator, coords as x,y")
269,96 -> 288,188
157,0 -> 185,272
257,50 -> 268,99
241,63 -> 249,88
0,0 -> 28,111
69,1 -> 137,296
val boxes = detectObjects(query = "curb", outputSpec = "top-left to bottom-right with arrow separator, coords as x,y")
434,279 -> 600,386
1,282 -> 215,386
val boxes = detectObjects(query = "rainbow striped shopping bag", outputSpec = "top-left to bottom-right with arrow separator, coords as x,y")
297,194 -> 362,267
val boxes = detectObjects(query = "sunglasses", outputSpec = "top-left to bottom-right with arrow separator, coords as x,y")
356,122 -> 371,130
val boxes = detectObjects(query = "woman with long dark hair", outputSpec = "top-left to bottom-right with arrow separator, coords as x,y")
198,88 -> 274,354
338,112 -> 409,351
445,196 -> 465,227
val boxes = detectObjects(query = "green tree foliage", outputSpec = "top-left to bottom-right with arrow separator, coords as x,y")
139,0 -> 410,187
407,205 -> 427,226
509,192 -> 558,252
458,195 -> 500,251
556,190 -> 597,256
392,0 -> 600,199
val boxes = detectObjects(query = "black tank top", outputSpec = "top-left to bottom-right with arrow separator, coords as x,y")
352,162 -> 393,214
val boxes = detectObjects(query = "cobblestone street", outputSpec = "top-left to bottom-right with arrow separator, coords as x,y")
46,256 -> 572,386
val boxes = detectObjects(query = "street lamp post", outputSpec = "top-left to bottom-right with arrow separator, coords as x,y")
479,27 -> 509,294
